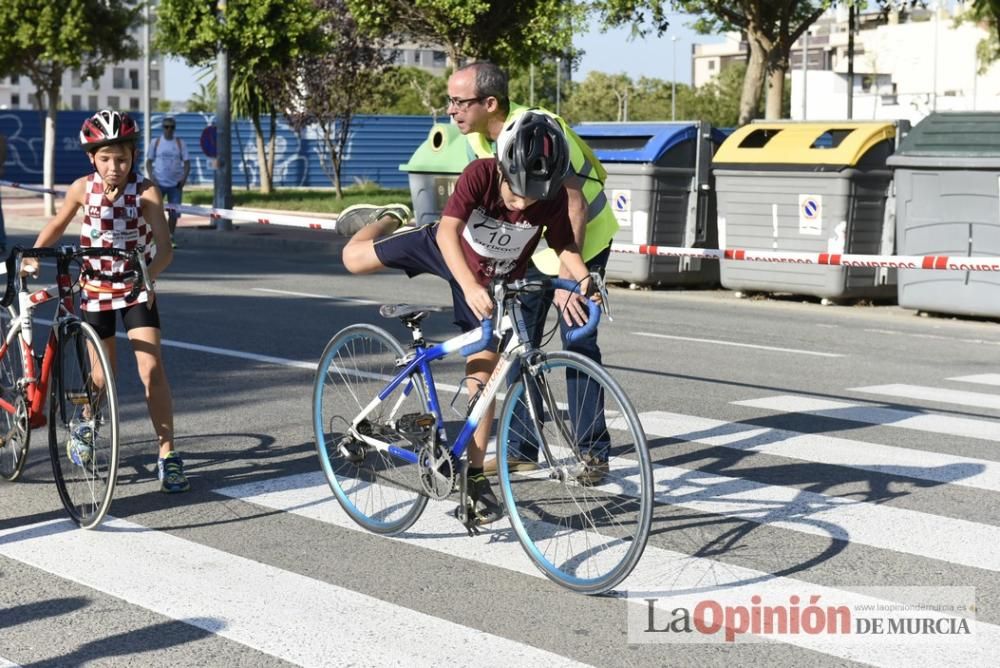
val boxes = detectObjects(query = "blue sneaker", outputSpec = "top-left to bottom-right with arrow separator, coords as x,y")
66,423 -> 94,467
158,452 -> 190,493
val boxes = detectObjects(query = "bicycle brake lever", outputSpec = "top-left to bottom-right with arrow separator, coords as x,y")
591,272 -> 613,322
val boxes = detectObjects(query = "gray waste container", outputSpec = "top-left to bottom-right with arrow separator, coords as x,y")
714,121 -> 905,300
887,112 -> 1000,318
399,123 -> 469,227
574,121 -> 725,286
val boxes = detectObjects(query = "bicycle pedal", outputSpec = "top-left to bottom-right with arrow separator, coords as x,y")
66,391 -> 90,406
395,412 -> 436,434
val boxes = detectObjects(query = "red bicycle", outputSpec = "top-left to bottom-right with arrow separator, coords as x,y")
0,246 -> 150,528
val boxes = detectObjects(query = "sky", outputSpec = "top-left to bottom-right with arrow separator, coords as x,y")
163,13 -> 724,103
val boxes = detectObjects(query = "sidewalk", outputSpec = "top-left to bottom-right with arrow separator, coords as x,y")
0,185 -> 347,254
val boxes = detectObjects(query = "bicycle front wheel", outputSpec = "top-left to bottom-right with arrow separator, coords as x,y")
49,320 -> 119,529
0,313 -> 30,482
313,324 -> 429,535
497,351 -> 652,595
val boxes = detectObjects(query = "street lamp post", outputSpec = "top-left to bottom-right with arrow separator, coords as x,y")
556,57 -> 562,116
143,1 -> 151,158
671,36 -> 678,121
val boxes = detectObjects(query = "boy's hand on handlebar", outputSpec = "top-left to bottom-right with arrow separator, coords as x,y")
556,289 -> 591,327
20,258 -> 39,277
463,283 -> 494,321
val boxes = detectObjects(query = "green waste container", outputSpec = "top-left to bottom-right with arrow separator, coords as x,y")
399,123 -> 470,227
887,112 -> 1000,317
713,121 -> 904,300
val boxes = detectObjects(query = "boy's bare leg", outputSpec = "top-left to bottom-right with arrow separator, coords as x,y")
465,350 -> 499,468
342,216 -> 399,274
126,326 -> 174,458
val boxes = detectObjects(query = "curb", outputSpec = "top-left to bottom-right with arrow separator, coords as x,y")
172,225 -> 348,254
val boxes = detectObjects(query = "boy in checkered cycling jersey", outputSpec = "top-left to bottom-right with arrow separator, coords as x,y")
23,109 -> 188,493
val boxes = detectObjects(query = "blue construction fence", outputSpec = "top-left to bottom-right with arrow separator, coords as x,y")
0,110 -> 435,189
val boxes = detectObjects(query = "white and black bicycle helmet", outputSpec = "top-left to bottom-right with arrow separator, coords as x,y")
496,111 -> 570,200
79,109 -> 139,152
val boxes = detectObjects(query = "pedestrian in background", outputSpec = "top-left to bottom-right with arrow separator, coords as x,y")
144,116 -> 189,248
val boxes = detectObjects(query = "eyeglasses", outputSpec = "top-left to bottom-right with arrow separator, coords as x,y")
163,124 -> 175,129
445,96 -> 484,110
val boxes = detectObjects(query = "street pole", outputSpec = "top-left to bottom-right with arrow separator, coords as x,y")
847,4 -> 854,119
801,30 -> 809,120
555,57 -> 561,116
932,1 -> 939,112
671,36 -> 678,121
214,0 -> 233,230
143,1 -> 151,165
529,63 -> 535,106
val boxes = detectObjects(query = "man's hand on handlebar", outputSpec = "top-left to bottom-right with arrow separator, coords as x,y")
20,257 -> 39,277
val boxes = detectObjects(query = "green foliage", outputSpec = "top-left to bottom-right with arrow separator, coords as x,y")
184,185 -> 412,213
962,0 -> 1000,72
0,0 -> 141,87
360,67 -> 449,116
186,78 -> 216,113
346,0 -> 584,68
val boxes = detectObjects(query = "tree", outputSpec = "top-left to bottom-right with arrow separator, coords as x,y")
962,1 -> 1000,72
346,0 -> 584,67
563,71 -> 633,122
156,0 -> 324,193
360,67 -> 449,117
273,0 -> 395,197
186,79 -> 216,113
0,0 -> 141,214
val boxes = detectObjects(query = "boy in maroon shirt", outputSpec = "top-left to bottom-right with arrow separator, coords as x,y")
342,112 -> 595,523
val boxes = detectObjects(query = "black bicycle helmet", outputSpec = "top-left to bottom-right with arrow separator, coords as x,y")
496,110 -> 570,200
79,109 -> 139,152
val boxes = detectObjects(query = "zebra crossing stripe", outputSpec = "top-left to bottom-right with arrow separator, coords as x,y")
733,395 -> 1000,443
216,472 -> 999,667
636,410 -> 1000,493
0,518 -> 586,668
950,374 -> 1000,387
851,384 -> 1000,411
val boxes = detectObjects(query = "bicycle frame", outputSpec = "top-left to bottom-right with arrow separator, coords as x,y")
347,277 -> 601,468
0,266 -> 79,428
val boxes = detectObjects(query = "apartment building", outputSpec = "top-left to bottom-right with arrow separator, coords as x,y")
691,2 -> 1000,122
0,56 -> 162,112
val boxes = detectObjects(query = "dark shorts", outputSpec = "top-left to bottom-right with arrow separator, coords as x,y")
83,301 -> 162,340
373,223 -> 479,332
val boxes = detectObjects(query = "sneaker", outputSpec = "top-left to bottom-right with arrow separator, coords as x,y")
576,452 -> 610,486
468,473 -> 504,525
335,204 -> 381,236
170,236 -> 178,249
482,456 -> 539,477
372,203 -> 412,229
66,423 -> 94,467
158,452 -> 190,493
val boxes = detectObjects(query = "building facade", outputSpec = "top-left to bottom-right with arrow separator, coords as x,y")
692,2 -> 1000,123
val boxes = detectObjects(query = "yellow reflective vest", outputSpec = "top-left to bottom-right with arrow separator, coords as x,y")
465,103 -> 618,275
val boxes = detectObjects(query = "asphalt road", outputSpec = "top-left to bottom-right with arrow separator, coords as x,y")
1,220 -> 998,667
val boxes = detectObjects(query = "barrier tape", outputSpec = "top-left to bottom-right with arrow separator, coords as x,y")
5,180 -> 1000,272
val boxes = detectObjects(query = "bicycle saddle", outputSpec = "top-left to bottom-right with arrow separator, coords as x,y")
378,304 -> 445,321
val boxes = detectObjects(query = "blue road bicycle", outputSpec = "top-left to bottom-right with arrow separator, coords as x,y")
312,276 -> 652,594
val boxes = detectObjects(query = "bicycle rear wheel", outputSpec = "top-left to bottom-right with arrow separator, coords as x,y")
313,324 -> 429,535
497,351 -> 652,595
0,313 -> 30,482
48,320 -> 119,529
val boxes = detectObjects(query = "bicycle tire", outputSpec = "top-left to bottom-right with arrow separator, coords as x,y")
497,350 -> 652,595
48,319 -> 119,529
0,312 -> 30,482
313,324 -> 429,535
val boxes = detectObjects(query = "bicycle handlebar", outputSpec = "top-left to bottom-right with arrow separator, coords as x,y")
458,276 -> 601,356
0,246 -> 151,309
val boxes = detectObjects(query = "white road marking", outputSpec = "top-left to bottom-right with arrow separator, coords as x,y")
735,395 -> 1000,443
852,384 -> 1000,411
949,374 -> 1000,387
632,332 -> 844,358
637,410 -> 1000,493
217,472 -> 999,668
0,518 -> 586,668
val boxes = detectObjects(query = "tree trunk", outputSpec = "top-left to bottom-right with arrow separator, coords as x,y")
252,114 -> 272,194
765,64 -> 786,119
267,113 -> 277,189
738,35 -> 768,126
43,84 -> 60,216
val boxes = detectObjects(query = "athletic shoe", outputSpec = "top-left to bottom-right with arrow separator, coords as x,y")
335,204 -> 380,236
158,452 -> 191,493
576,452 -> 610,486
66,423 -> 94,467
372,203 -> 412,229
467,473 -> 504,525
482,456 -> 539,477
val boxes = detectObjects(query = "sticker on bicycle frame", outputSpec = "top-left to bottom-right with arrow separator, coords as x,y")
462,208 -> 539,261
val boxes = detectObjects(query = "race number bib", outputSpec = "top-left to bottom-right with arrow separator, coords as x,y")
462,209 -> 539,261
